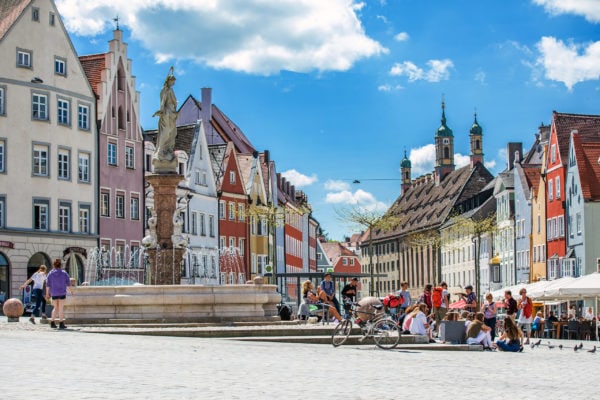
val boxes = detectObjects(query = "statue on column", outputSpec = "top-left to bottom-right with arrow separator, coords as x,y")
152,66 -> 179,172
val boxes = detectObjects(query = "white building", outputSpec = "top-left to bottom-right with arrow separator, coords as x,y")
0,0 -> 98,298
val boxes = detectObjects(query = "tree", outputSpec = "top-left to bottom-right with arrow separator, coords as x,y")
446,212 -> 497,304
336,206 -> 401,296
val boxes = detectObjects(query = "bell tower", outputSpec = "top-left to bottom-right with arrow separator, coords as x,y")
470,112 -> 484,168
434,100 -> 454,183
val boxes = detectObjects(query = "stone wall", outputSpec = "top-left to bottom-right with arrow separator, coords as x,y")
64,284 -> 281,323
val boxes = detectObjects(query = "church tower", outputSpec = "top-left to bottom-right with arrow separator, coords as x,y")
470,112 -> 484,168
400,150 -> 412,194
434,101 -> 455,183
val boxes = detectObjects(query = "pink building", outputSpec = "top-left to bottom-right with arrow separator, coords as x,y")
80,29 -> 145,273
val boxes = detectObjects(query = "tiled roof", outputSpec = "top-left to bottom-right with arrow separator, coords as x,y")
553,112 -> 600,165
573,134 -> 600,201
522,165 -> 542,194
79,53 -> 106,99
374,163 -> 494,240
0,0 -> 31,40
321,242 -> 356,262
144,123 -> 196,154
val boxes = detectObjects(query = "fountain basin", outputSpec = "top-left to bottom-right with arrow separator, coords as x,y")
65,284 -> 281,324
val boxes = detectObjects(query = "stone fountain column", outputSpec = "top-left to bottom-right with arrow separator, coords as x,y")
145,174 -> 185,285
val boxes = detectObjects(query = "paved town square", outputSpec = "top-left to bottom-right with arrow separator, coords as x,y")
1,321 -> 598,400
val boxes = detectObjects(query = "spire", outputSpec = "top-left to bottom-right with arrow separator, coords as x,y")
470,111 -> 484,168
435,99 -> 453,137
401,149 -> 412,195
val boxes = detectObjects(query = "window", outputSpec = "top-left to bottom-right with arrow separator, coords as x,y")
32,93 -> 47,120
130,245 -> 140,268
49,12 -> 55,26
342,258 -> 348,265
190,212 -> 197,235
100,191 -> 110,217
548,179 -> 553,201
58,202 -> 71,232
0,139 -> 5,173
116,193 -> 125,218
230,171 -> 236,184
17,49 -> 31,67
195,170 -> 201,185
219,236 -> 226,251
219,201 -> 225,219
32,144 -> 49,176
0,196 -> 5,228
57,98 -> 70,125
32,7 -> 39,21
78,153 -> 90,182
558,215 -> 564,237
208,215 -> 215,237
576,212 -> 582,234
57,148 -> 70,180
239,238 -> 245,256
228,202 -> 235,220
125,146 -> 134,169
551,144 -> 556,164
257,255 -> 267,275
33,199 -> 49,230
555,176 -> 561,199
238,204 -> 245,222
79,205 -> 90,233
229,237 -> 235,255
107,142 -> 117,166
130,196 -> 139,220
54,57 -> 66,76
199,213 -> 206,236
78,105 -> 89,130
0,86 -> 5,115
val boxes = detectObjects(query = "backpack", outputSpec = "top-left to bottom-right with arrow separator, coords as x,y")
420,291 -> 432,309
432,287 -> 444,308
382,294 -> 403,309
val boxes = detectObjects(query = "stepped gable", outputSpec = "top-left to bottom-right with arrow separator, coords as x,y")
0,0 -> 31,40
573,134 -> 600,201
376,163 -> 493,240
553,112 -> 600,164
79,53 -> 106,99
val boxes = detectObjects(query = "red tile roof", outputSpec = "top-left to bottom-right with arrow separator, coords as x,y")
0,0 -> 31,40
573,133 -> 600,201
79,53 -> 106,99
552,112 -> 600,166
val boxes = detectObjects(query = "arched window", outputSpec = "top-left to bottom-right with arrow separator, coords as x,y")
475,139 -> 481,150
444,146 -> 450,159
117,65 -> 125,91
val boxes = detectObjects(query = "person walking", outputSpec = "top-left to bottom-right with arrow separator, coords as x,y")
45,259 -> 74,329
517,288 -> 533,345
19,265 -> 48,324
397,281 -> 411,317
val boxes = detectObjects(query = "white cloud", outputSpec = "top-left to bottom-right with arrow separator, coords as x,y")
325,189 -> 388,211
454,153 -> 470,168
533,0 -> 600,23
474,70 -> 487,84
409,144 -> 435,175
281,169 -> 317,187
536,36 -> 600,90
377,83 -> 403,91
389,59 -> 453,82
56,0 -> 387,75
484,159 -> 497,170
394,32 -> 409,42
324,179 -> 350,191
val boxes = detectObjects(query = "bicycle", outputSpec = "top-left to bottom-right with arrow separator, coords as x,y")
331,301 -> 400,349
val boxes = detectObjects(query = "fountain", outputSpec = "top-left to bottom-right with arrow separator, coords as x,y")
63,68 -> 280,323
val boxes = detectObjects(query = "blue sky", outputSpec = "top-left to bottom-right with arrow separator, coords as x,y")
57,0 -> 600,241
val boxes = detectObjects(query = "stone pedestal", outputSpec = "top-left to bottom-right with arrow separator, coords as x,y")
146,174 -> 185,285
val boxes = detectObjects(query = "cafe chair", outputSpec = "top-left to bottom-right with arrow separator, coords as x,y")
579,320 -> 592,341
543,319 -> 556,338
562,320 -> 579,340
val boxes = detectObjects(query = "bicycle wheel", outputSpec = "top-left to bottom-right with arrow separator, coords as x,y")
331,319 -> 352,347
372,318 -> 400,349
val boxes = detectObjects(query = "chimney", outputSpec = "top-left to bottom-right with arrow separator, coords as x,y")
201,87 -> 212,123
506,142 -> 523,171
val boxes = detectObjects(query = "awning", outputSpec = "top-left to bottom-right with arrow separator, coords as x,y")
449,299 -> 465,309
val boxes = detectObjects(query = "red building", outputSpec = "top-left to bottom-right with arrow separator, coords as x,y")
545,112 -> 600,278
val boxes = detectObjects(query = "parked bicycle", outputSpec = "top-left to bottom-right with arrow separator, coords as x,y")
331,301 -> 400,349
